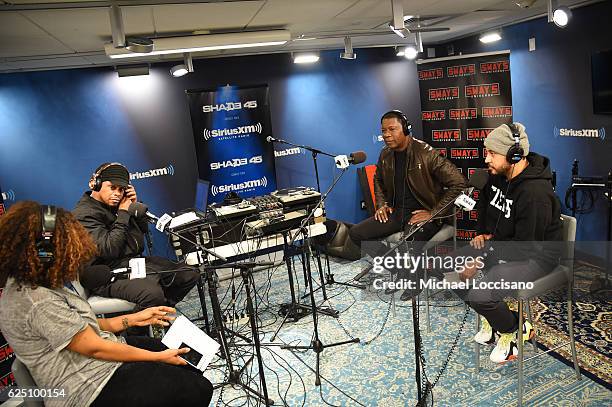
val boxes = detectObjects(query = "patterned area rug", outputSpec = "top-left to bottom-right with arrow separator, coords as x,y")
176,255 -> 612,406
525,262 -> 611,389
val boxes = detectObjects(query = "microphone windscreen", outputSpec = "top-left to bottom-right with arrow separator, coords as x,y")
350,151 -> 367,165
468,168 -> 489,190
79,265 -> 112,290
128,201 -> 148,218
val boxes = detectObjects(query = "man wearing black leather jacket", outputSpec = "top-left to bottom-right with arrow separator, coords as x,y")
350,111 -> 466,299
73,163 -> 199,309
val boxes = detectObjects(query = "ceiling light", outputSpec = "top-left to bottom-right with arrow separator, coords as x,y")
125,37 -> 154,53
340,36 -> 356,60
389,0 -> 410,38
105,30 -> 290,59
170,65 -> 188,77
293,52 -> 319,64
116,64 -> 149,77
170,53 -> 194,77
552,6 -> 572,27
479,31 -> 502,43
404,46 -> 418,60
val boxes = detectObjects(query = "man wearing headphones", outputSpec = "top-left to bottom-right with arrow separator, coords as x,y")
350,110 -> 466,300
454,122 -> 562,364
73,163 -> 199,309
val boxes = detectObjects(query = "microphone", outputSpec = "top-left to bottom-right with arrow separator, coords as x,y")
79,265 -> 129,290
455,168 -> 489,211
128,202 -> 173,232
335,151 -> 367,169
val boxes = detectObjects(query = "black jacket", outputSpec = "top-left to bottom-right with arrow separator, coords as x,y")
476,152 -> 562,269
73,192 -> 149,268
374,138 -> 466,219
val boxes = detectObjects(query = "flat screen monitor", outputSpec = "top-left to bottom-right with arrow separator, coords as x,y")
592,49 -> 612,114
194,179 -> 209,213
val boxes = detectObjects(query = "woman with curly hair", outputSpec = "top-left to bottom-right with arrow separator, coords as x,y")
0,201 -> 213,407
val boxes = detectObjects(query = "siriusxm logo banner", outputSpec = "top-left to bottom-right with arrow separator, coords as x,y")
130,164 -> 175,180
1,189 -> 15,201
210,155 -> 263,171
210,177 -> 268,197
554,126 -> 606,140
203,122 -> 263,141
274,147 -> 304,157
202,100 -> 257,113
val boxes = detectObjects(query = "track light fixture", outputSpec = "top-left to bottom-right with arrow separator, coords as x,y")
403,46 -> 418,60
548,0 -> 573,27
340,36 -> 356,60
170,53 -> 194,77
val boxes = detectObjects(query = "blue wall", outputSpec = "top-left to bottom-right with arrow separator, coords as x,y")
432,0 -> 612,242
1,0 -> 611,257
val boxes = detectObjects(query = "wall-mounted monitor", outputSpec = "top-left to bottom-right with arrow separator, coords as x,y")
591,49 -> 612,115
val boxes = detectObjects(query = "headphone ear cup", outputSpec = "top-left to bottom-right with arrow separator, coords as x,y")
506,146 -> 524,164
92,177 -> 101,191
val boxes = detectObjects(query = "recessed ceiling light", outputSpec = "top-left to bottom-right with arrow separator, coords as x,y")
293,52 -> 320,64
479,32 -> 502,43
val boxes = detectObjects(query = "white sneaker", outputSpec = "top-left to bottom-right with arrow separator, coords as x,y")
489,320 -> 535,364
473,316 -> 499,346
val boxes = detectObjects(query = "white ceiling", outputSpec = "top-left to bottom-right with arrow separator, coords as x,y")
0,0 -> 595,73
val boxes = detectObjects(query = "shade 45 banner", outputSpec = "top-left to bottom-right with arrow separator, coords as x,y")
187,85 -> 277,204
417,51 -> 512,240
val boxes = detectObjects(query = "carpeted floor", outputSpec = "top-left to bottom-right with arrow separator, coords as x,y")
176,254 -> 612,406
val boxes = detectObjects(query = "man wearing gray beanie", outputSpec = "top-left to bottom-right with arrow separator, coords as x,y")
452,122 -> 562,364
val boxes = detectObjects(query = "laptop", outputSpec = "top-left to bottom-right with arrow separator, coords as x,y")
194,179 -> 210,214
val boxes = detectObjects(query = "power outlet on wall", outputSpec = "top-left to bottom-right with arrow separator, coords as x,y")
529,37 -> 536,51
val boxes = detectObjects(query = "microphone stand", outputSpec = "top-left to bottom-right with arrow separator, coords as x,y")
368,191 -> 469,404
271,167 -> 360,386
168,220 -> 275,406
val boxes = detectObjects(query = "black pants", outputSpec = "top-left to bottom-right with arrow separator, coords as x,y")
349,209 -> 443,258
445,244 -> 549,334
93,256 -> 200,309
91,336 -> 213,407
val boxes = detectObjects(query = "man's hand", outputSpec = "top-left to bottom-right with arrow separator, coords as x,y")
459,264 -> 479,282
374,206 -> 393,223
409,209 -> 431,225
128,306 -> 176,328
124,185 -> 138,204
470,234 -> 493,250
118,196 -> 132,212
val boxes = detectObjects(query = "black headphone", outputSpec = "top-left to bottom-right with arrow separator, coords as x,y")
383,110 -> 412,136
36,205 -> 56,265
90,162 -> 128,192
506,123 -> 524,164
